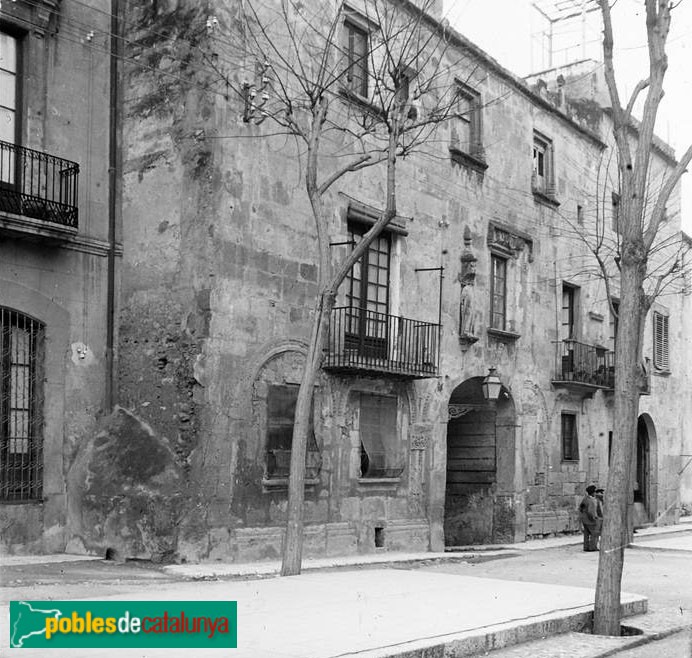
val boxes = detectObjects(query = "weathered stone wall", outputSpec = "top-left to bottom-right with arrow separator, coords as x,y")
112,0 -> 690,562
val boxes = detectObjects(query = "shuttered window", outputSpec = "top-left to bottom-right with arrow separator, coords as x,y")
653,312 -> 669,371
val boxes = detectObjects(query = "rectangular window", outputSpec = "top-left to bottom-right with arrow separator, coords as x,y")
611,192 -> 621,233
265,384 -> 320,480
532,132 -> 555,197
359,393 -> 403,478
577,204 -> 583,225
653,311 -> 669,371
561,413 -> 578,462
0,29 -> 20,185
0,308 -> 44,501
561,284 -> 577,340
451,83 -> 483,159
345,222 -> 391,358
490,254 -> 507,330
343,19 -> 369,97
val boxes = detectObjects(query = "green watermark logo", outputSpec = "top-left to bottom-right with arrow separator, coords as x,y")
9,601 -> 237,648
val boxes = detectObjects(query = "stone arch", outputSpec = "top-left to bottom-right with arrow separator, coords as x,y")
233,338 -> 309,416
444,376 -> 518,545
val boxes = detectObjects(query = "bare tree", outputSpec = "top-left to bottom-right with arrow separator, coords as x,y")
587,0 -> 692,635
205,0 -> 477,575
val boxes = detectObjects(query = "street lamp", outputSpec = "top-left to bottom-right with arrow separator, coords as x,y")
481,367 -> 503,401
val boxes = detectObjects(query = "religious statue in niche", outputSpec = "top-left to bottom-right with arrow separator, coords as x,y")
458,226 -> 479,347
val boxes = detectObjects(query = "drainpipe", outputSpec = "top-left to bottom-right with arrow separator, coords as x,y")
105,0 -> 120,411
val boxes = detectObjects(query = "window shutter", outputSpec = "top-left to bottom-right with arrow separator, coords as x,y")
654,312 -> 669,371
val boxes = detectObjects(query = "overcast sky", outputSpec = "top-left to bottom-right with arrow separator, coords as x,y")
443,0 -> 692,230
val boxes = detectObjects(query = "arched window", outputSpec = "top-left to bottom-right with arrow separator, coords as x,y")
0,308 -> 44,501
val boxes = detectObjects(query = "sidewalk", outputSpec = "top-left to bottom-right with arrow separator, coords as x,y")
0,567 -> 647,657
1,519 -> 690,657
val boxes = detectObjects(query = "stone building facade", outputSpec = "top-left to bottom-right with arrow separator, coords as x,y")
0,0 -> 117,552
1,0 -> 689,560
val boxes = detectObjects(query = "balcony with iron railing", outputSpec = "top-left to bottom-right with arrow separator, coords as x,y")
552,339 -> 615,394
0,140 -> 79,240
324,306 -> 439,378
552,339 -> 651,396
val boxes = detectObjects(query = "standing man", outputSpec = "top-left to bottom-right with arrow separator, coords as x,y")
579,485 -> 599,551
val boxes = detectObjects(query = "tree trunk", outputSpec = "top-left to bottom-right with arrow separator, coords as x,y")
593,256 -> 644,635
281,291 -> 333,576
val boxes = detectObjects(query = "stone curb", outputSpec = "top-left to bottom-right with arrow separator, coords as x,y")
587,623 -> 691,658
336,597 -> 647,658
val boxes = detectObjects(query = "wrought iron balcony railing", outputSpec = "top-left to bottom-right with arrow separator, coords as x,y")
553,340 -> 651,395
324,306 -> 439,378
0,139 -> 79,229
553,339 -> 615,389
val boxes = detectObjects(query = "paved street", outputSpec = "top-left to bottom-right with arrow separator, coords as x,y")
415,529 -> 692,657
1,525 -> 691,657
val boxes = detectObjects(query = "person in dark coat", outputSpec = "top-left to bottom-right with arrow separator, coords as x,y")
579,484 -> 599,551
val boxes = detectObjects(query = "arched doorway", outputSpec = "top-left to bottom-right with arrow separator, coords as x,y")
634,414 -> 657,527
444,377 -> 517,545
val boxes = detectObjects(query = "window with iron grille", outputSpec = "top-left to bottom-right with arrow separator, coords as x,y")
345,222 -> 391,358
359,393 -> 404,478
653,311 -> 669,371
490,254 -> 507,330
265,384 -> 320,480
0,308 -> 44,501
342,19 -> 369,97
561,413 -> 578,462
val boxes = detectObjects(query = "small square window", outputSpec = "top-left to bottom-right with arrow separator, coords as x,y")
561,413 -> 579,462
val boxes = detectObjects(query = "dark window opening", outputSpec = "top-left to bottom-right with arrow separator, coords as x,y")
265,384 -> 320,480
0,307 -> 44,501
561,413 -> 578,462
374,526 -> 385,548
